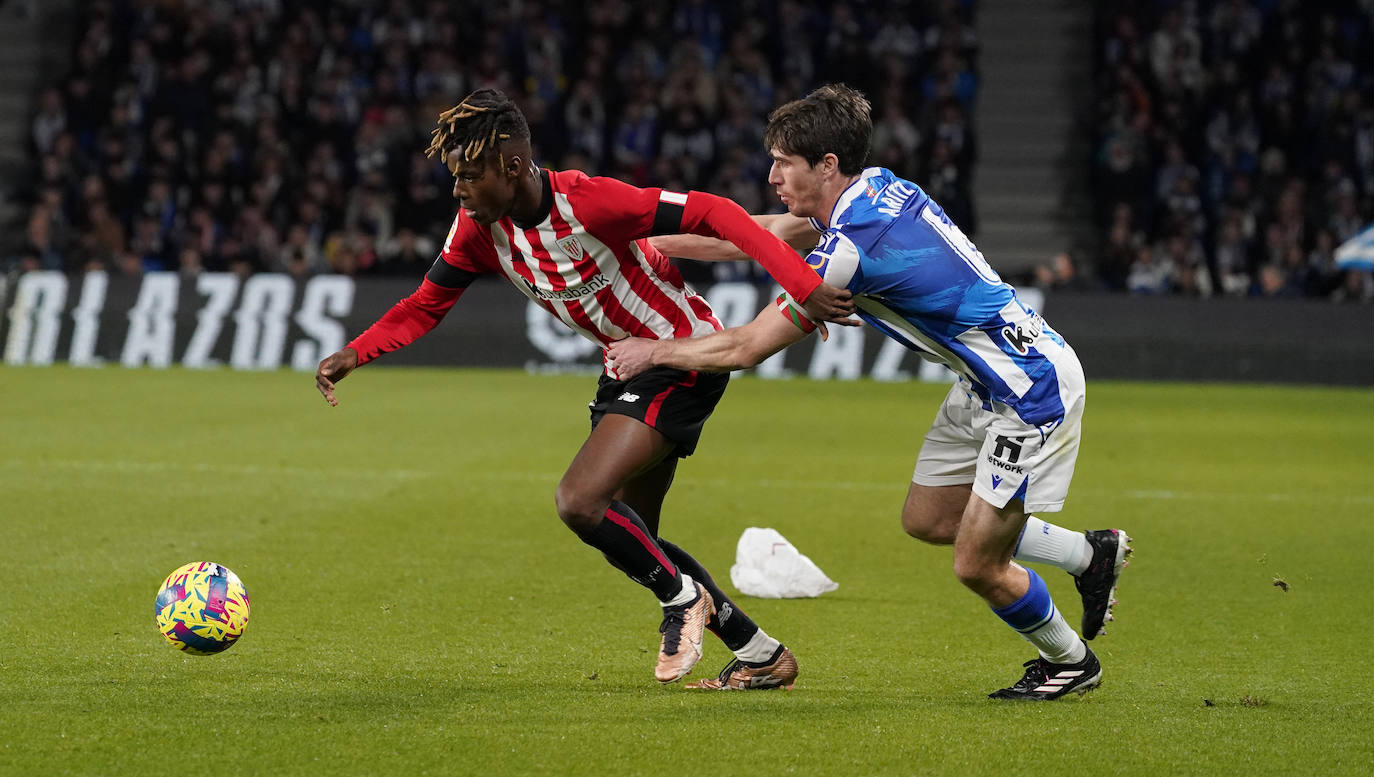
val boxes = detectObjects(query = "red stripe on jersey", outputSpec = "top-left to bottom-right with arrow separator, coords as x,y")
493,223 -> 563,323
546,191 -> 683,339
515,221 -> 609,342
643,246 -> 719,331
543,206 -> 597,284
604,506 -> 677,575
555,200 -> 691,338
644,370 -> 698,427
619,240 -> 696,338
496,220 -> 539,288
686,293 -> 722,331
541,199 -> 647,339
549,172 -> 715,339
453,169 -> 725,346
639,237 -> 721,331
440,210 -> 502,272
491,222 -> 573,330
595,284 -> 654,337
559,293 -> 609,344
520,224 -> 572,291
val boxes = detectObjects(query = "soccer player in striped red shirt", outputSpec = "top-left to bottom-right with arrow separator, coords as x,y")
315,88 -> 854,688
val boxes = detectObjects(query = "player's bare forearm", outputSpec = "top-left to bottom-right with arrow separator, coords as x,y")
607,306 -> 808,379
649,233 -> 747,261
660,327 -> 759,372
650,213 -> 819,261
678,194 -> 821,302
764,212 -> 824,251
606,332 -> 751,379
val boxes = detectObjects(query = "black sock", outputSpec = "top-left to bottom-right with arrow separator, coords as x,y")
659,538 -> 759,651
576,500 -> 682,601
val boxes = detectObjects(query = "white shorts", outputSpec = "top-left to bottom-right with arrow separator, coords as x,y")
911,351 -> 1085,514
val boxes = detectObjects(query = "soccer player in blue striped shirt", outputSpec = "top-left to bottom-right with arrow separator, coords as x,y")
607,84 -> 1132,699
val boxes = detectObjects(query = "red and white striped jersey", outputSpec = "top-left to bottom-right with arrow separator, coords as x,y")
346,167 -> 821,367
438,169 -> 721,345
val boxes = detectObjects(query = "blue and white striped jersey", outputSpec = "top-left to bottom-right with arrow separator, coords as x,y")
786,167 -> 1076,426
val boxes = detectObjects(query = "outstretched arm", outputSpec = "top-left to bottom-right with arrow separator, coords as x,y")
661,196 -> 854,326
649,213 -> 821,261
315,275 -> 467,406
606,301 -> 812,380
668,191 -> 855,322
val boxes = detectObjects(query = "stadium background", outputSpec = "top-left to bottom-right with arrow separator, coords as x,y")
2,0 -> 1372,384
4,4 -> 1374,776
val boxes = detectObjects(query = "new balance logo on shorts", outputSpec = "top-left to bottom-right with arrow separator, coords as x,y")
617,392 -> 640,402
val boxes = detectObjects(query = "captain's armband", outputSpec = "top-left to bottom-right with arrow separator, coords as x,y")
775,292 -> 818,334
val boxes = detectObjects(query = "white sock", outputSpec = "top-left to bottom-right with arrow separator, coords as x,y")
1024,608 -> 1087,665
660,573 -> 697,607
1015,517 -> 1093,575
733,628 -> 782,664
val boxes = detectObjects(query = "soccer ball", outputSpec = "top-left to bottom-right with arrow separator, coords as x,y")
155,562 -> 251,655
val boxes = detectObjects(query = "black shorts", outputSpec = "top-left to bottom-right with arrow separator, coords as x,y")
589,367 -> 730,457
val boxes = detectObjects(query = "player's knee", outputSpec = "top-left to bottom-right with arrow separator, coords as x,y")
901,513 -> 945,546
951,553 -> 996,596
554,482 -> 603,534
901,506 -> 956,545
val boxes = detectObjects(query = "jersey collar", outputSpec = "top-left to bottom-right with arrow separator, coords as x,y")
511,169 -> 553,230
825,167 -> 884,229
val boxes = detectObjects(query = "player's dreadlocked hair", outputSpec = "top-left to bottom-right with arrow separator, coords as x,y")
764,83 -> 872,176
425,88 -> 531,168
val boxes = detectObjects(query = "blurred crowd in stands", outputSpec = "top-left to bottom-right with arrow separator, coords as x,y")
11,0 -> 1371,305
7,0 -> 979,286
1091,0 -> 1374,302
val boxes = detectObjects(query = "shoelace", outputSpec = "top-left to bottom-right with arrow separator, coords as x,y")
1014,659 -> 1049,690
714,659 -> 743,680
659,609 -> 685,655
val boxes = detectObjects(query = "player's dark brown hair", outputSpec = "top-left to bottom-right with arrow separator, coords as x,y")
764,84 -> 872,176
425,88 -> 530,169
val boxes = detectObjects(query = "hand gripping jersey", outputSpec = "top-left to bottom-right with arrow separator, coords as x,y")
348,169 -> 822,366
779,167 -> 1077,426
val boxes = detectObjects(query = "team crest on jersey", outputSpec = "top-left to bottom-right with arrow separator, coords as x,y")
864,183 -> 878,200
557,235 -> 586,261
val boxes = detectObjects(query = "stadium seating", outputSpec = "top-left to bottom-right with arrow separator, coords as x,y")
1092,0 -> 1374,300
5,0 -> 978,288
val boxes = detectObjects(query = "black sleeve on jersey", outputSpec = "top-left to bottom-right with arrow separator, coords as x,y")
651,200 -> 686,236
425,255 -> 480,289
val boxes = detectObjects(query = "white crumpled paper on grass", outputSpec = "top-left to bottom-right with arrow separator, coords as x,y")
729,527 -> 839,599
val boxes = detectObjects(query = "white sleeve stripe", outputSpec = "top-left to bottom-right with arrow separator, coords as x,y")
813,231 -> 862,287
659,191 -> 688,205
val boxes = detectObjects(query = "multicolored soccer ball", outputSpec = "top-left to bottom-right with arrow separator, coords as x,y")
155,562 -> 251,655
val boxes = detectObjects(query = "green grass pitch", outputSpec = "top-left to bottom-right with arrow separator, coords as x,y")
2,365 -> 1372,776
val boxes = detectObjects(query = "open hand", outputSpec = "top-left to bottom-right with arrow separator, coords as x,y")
315,348 -> 358,406
803,281 -> 859,324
